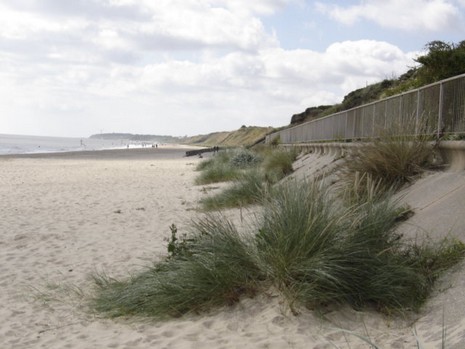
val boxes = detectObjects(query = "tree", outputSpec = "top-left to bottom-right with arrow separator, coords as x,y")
414,40 -> 465,84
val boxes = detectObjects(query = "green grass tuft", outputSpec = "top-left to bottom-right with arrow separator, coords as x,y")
195,147 -> 299,210
194,149 -> 260,185
257,181 -> 465,313
195,162 -> 239,185
91,215 -> 262,318
200,170 -> 265,210
91,180 -> 465,319
262,148 -> 298,182
340,134 -> 432,200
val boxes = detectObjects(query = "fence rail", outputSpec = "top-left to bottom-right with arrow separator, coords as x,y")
266,73 -> 465,144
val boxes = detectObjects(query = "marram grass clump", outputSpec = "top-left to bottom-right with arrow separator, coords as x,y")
261,182 -> 465,313
92,217 -> 262,318
200,170 -> 265,211
194,161 -> 239,185
91,181 -> 465,319
196,147 -> 298,210
262,148 -> 298,182
194,147 -> 263,186
340,132 -> 433,200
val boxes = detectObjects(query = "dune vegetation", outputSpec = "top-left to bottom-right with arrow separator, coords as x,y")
91,145 -> 465,319
91,178 -> 464,319
196,147 -> 297,210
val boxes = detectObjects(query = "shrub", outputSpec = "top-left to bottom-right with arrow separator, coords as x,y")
229,149 -> 262,169
166,224 -> 193,259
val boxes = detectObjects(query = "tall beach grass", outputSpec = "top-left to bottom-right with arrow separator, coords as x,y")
262,148 -> 298,183
92,215 -> 262,318
200,170 -> 265,211
194,148 -> 262,185
256,181 -> 465,313
91,180 -> 465,318
339,132 -> 433,204
196,147 -> 298,210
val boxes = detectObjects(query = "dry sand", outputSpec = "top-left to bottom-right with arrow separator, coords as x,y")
0,146 -> 464,348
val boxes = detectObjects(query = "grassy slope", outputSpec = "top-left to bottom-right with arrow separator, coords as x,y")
183,126 -> 275,148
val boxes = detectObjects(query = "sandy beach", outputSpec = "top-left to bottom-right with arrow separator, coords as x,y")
1,146 -> 465,349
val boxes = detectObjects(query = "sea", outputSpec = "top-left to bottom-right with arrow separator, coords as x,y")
0,134 -> 141,155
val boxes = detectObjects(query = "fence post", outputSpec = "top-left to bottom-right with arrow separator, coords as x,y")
372,104 -> 376,137
384,100 -> 388,129
353,111 -> 356,138
438,82 -> 444,138
415,89 -> 420,135
344,111 -> 348,140
399,94 -> 403,126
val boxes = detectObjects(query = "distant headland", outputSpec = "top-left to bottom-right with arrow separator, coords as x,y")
90,126 -> 275,148
89,133 -> 181,143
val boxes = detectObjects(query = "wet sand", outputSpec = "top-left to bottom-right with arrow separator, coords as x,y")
0,144 -> 199,161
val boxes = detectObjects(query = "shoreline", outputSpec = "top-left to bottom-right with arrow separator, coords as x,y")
0,144 -> 204,160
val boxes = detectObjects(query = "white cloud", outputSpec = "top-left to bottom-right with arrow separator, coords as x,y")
258,40 -> 412,100
0,0 -> 420,137
214,0 -> 296,15
0,0 -> 279,63
142,4 -> 276,51
325,40 -> 407,75
317,0 -> 462,32
5,38 -> 414,134
1,35 -> 415,136
124,41 -> 408,104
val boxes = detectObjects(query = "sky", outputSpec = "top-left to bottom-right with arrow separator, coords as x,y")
0,0 -> 464,138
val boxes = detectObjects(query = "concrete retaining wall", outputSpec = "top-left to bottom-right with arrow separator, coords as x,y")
280,140 -> 465,172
